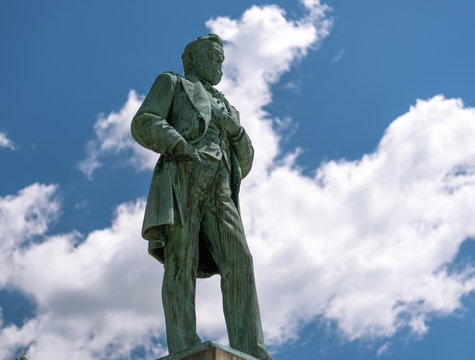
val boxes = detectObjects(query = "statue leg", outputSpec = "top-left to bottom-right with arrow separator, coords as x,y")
201,166 -> 272,360
162,162 -> 204,353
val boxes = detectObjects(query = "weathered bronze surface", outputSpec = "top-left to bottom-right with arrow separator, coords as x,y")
131,34 -> 272,360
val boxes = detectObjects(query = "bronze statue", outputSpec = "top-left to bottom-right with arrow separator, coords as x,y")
131,34 -> 272,360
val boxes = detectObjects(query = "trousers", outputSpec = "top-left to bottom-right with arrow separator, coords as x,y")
162,158 -> 270,360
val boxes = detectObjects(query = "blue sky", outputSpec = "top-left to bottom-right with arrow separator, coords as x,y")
1,0 -> 475,359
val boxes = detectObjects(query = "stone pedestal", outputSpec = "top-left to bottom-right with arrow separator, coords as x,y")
157,341 -> 259,360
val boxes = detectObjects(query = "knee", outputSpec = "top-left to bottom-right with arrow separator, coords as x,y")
221,249 -> 254,278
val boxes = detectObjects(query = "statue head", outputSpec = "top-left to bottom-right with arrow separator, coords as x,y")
182,34 -> 225,85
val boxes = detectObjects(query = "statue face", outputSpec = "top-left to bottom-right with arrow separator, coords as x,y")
194,42 -> 225,85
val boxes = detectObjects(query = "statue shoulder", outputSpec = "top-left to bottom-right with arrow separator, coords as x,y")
150,71 -> 182,89
162,71 -> 182,78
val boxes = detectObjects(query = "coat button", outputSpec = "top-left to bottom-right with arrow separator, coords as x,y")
216,151 -> 221,156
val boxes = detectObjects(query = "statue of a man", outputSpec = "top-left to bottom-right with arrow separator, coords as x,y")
131,34 -> 273,360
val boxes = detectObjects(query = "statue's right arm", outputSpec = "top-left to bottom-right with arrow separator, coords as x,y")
131,72 -> 184,156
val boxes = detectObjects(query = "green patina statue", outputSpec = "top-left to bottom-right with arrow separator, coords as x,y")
131,34 -> 273,360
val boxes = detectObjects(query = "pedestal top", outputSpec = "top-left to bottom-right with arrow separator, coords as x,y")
157,341 -> 260,360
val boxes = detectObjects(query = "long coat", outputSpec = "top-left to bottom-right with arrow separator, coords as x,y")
131,72 -> 254,277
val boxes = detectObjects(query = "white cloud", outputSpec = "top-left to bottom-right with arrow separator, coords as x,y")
78,90 -> 153,179
0,187 -> 167,359
208,0 -> 332,176
242,95 -> 475,344
0,183 -> 60,286
4,0 -> 475,359
331,48 -> 344,63
0,130 -> 17,150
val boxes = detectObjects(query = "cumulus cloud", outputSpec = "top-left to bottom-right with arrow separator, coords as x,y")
0,186 -> 167,359
243,95 -> 475,343
208,0 -> 332,175
0,183 -> 60,285
0,130 -> 17,150
78,90 -> 152,179
4,0 -> 475,359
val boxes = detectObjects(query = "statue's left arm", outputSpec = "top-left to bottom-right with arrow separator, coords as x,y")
222,105 -> 254,178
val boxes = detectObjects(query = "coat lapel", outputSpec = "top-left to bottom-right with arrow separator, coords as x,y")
180,75 -> 211,126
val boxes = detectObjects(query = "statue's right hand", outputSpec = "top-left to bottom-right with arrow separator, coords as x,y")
172,140 -> 201,162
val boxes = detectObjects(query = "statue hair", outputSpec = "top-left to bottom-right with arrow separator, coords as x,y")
182,34 -> 223,75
